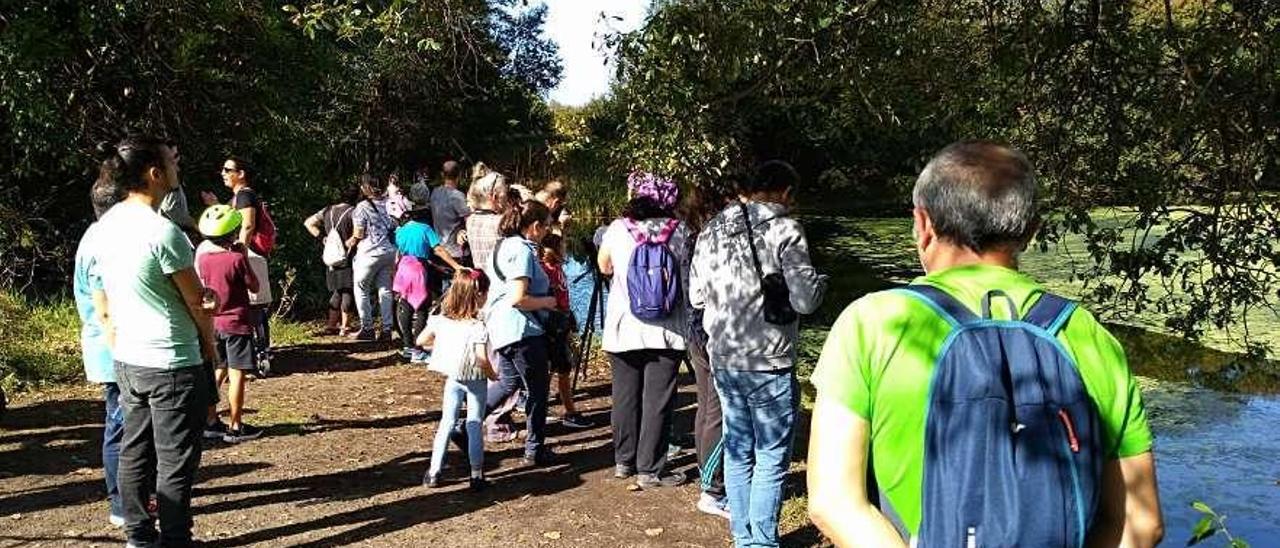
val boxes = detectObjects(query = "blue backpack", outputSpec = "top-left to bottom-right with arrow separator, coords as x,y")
623,218 -> 681,320
897,285 -> 1103,548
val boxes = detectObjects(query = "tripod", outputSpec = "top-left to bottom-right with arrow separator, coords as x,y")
571,240 -> 607,391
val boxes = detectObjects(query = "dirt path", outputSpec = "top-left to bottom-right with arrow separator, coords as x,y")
0,335 -> 823,547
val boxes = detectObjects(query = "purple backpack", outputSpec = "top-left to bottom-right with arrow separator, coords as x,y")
624,218 -> 681,321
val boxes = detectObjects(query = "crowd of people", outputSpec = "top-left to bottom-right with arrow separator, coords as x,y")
73,135 -> 1163,548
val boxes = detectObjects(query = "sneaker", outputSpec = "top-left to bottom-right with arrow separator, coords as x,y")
423,472 -> 440,488
667,443 -> 682,459
400,347 -> 413,361
614,464 -> 636,479
203,420 -> 229,440
560,413 -> 594,429
521,448 -> 556,467
348,329 -> 375,342
223,423 -> 263,443
469,477 -> 488,492
636,472 -> 687,489
696,492 -> 731,519
411,349 -> 431,364
254,354 -> 272,378
378,330 -> 394,342
109,514 -> 125,527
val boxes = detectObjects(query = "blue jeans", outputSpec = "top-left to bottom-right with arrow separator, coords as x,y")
713,368 -> 799,548
430,378 -> 486,476
353,251 -> 395,331
103,382 -> 124,519
486,336 -> 550,458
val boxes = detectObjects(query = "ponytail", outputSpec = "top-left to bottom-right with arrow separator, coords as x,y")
499,200 -> 550,237
94,136 -> 171,193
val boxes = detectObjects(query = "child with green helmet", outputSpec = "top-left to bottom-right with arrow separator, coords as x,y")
195,204 -> 264,443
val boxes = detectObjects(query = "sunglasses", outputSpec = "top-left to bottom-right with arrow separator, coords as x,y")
221,167 -> 240,173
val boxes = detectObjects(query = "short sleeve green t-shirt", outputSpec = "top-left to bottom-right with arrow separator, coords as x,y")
96,201 -> 202,369
811,264 -> 1152,535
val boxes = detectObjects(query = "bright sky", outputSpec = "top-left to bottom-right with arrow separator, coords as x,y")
543,0 -> 650,106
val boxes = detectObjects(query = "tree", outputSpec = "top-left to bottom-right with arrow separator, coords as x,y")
0,0 -> 563,312
606,0 -> 1280,353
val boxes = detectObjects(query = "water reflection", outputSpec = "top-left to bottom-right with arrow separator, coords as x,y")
1143,380 -> 1280,542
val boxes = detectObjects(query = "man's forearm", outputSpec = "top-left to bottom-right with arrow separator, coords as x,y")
182,297 -> 218,362
811,493 -> 905,548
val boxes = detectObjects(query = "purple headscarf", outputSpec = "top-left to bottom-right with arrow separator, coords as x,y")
626,171 -> 679,210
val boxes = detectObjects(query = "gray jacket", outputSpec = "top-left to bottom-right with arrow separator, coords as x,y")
689,201 -> 827,371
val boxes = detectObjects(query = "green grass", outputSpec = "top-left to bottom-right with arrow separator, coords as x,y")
269,316 -> 320,348
0,290 -> 324,396
0,291 -> 83,393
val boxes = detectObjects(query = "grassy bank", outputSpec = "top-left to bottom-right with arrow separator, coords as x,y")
0,289 -> 322,397
0,291 -> 82,393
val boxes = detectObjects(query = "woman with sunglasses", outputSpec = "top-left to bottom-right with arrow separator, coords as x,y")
201,158 -> 274,375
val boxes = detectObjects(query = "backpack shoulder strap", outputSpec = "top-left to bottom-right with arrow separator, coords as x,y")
621,218 -> 647,244
1021,292 -> 1078,335
652,218 -> 679,244
491,237 -> 507,281
893,284 -> 978,327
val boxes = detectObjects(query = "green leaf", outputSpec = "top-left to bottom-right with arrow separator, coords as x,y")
1191,501 -> 1214,515
1230,539 -> 1250,548
282,4 -> 298,13
1187,516 -> 1215,546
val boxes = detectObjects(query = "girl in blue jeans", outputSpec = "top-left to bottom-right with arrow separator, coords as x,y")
417,269 -> 497,491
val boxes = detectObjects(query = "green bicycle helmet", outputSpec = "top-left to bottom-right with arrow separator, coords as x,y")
199,204 -> 243,238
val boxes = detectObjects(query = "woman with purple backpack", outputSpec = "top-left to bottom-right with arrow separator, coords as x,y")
596,171 -> 691,489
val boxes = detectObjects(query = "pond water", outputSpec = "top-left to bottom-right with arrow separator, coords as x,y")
564,215 -> 1280,543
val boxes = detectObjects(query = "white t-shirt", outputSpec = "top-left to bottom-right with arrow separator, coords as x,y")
423,315 -> 488,381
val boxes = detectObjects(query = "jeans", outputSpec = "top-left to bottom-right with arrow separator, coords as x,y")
353,251 -> 395,332
713,367 -> 799,548
114,362 -> 208,547
103,382 -> 124,519
690,343 -> 725,498
430,378 -> 486,476
486,336 -> 550,458
608,349 -> 682,475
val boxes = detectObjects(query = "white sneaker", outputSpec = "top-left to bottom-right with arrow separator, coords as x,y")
696,492 -> 730,519
109,514 -> 125,527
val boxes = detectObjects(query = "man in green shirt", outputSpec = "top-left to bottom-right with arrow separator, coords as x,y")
95,135 -> 219,547
807,141 -> 1164,547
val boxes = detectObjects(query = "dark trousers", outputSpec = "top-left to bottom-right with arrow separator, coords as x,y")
396,296 -> 431,349
689,342 -> 726,498
102,382 -> 124,518
252,305 -> 271,354
608,349 -> 683,476
114,362 -> 207,547
486,336 -> 551,457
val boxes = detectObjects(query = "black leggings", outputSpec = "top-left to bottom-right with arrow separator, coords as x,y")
329,289 -> 355,314
396,297 -> 431,348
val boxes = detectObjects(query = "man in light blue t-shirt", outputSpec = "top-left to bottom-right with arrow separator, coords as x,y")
93,136 -> 219,548
73,179 -> 128,527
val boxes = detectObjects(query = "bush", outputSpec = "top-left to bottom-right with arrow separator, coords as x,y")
0,291 -> 83,394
